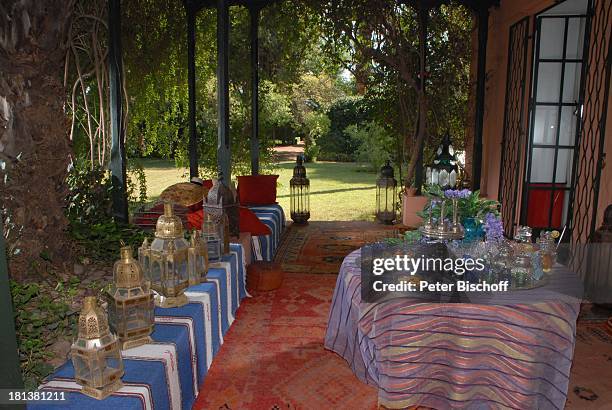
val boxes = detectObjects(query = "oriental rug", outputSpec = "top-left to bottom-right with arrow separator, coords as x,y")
274,221 -> 403,274
192,272 -> 379,410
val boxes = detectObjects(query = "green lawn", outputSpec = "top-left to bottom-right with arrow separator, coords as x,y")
137,159 -> 379,221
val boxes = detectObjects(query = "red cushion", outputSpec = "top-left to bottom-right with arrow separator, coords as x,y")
239,207 -> 271,236
237,175 -> 278,205
187,209 -> 204,231
185,207 -> 270,236
202,179 -> 213,190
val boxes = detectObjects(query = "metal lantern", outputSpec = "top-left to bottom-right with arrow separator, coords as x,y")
202,213 -> 222,263
204,176 -> 239,244
376,161 -> 397,224
107,244 -> 154,350
425,132 -> 459,189
290,155 -> 310,224
71,296 -> 124,400
138,202 -> 190,308
188,229 -> 209,285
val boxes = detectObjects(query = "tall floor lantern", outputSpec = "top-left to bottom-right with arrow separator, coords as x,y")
376,161 -> 397,224
290,155 -> 310,224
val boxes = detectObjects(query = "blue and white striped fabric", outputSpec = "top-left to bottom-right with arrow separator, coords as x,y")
248,204 -> 286,261
30,244 -> 248,410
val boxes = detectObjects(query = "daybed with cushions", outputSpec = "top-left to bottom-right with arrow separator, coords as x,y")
132,175 -> 286,262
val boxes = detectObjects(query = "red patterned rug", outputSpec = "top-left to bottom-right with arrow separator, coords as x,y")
192,272 -> 378,409
275,221 -> 402,274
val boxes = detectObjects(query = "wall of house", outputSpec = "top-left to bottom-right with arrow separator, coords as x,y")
481,0 -> 612,230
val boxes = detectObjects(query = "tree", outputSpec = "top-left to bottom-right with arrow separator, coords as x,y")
0,0 -> 76,278
308,0 -> 472,188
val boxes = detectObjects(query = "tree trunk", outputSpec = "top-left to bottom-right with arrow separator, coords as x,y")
0,0 -> 75,278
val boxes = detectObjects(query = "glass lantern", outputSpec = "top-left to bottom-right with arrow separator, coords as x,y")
71,296 -> 124,400
107,244 -> 155,350
202,213 -> 222,263
138,202 -> 190,308
188,229 -> 209,285
204,176 -> 239,244
290,155 -> 310,224
376,161 -> 397,224
425,132 -> 459,189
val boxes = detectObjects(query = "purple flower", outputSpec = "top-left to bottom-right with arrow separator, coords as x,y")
457,189 -> 472,199
483,212 -> 504,242
444,189 -> 472,199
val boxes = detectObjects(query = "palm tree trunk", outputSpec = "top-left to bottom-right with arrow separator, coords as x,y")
0,0 -> 75,278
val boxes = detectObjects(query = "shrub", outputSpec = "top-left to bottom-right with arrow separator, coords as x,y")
345,121 -> 396,171
316,97 -> 373,161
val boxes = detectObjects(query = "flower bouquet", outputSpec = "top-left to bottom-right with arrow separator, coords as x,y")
417,185 -> 502,242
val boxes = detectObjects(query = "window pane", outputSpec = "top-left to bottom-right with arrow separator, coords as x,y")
566,17 -> 586,59
559,106 -> 578,145
539,18 -> 565,59
530,148 -> 555,183
533,106 -> 558,144
562,62 -> 582,102
536,63 -> 562,102
555,148 -> 574,185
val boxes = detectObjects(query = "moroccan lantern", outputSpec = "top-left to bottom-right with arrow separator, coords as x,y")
202,213 -> 222,263
290,155 -> 310,224
188,229 -> 209,285
376,161 -> 397,225
204,176 -> 238,254
426,132 -> 459,189
107,244 -> 154,350
138,202 -> 190,308
71,296 -> 124,400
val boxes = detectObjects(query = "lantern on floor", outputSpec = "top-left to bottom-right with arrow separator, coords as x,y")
376,161 -> 397,224
204,176 -> 238,254
107,244 -> 154,350
138,202 -> 190,308
202,213 -> 222,263
71,296 -> 124,400
290,155 -> 310,224
188,229 -> 209,285
426,132 -> 459,189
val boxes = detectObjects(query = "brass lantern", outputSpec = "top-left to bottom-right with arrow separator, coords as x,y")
138,202 -> 190,308
376,161 -> 397,224
204,176 -> 239,245
188,229 -> 209,285
202,214 -> 222,262
426,132 -> 459,189
71,296 -> 124,400
107,244 -> 154,350
290,155 -> 310,224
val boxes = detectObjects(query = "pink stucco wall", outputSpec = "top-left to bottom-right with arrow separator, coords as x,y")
481,0 -> 612,230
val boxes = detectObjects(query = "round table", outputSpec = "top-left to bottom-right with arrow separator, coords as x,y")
325,249 -> 581,410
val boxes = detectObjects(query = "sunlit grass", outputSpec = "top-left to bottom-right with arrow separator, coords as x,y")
138,159 -> 379,221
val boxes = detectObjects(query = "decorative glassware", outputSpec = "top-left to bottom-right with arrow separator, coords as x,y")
425,132 -> 459,189
290,155 -> 310,224
71,296 -> 124,400
537,231 -> 556,273
188,229 -> 209,285
107,244 -> 154,350
138,203 -> 190,308
202,213 -> 222,263
463,217 -> 483,242
376,161 -> 397,224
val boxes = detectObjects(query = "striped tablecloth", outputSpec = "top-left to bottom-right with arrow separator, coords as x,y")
325,249 -> 581,410
248,204 -> 286,261
29,243 -> 247,410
